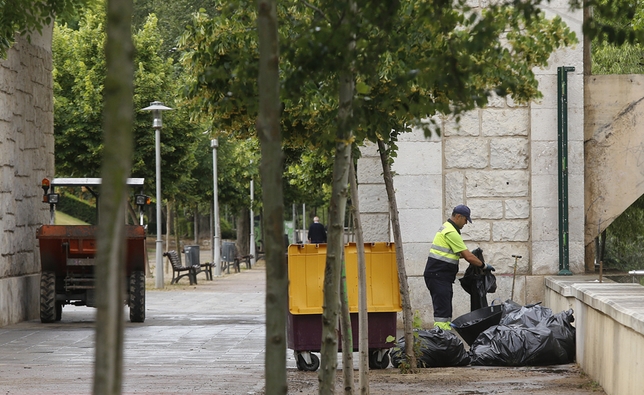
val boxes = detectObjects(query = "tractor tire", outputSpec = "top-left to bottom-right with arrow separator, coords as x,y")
40,271 -> 56,323
55,302 -> 62,321
129,270 -> 145,323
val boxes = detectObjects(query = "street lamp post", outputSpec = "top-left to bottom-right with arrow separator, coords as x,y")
142,101 -> 172,289
249,167 -> 256,267
212,138 -> 221,276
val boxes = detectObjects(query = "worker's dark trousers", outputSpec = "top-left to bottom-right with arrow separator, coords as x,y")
424,272 -> 454,321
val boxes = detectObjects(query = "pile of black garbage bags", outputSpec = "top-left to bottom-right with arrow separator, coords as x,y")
390,300 -> 576,368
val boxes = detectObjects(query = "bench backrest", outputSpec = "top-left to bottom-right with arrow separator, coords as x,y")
221,242 -> 238,263
163,250 -> 182,270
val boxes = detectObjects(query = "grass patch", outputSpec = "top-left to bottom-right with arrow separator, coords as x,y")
54,211 -> 89,225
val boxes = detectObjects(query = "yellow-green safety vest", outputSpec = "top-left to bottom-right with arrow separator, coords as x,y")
428,222 -> 461,265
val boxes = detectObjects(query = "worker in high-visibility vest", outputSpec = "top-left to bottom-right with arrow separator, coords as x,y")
424,205 -> 494,330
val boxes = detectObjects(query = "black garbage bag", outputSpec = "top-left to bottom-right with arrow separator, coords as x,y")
451,305 -> 503,346
500,301 -> 552,327
459,248 -> 497,311
390,328 -> 470,368
469,324 -> 570,366
541,309 -> 576,362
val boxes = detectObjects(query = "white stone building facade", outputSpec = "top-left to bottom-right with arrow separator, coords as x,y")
357,1 -> 585,325
0,29 -> 54,326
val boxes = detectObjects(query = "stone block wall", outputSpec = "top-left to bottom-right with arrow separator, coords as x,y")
357,2 -> 585,325
0,30 -> 54,326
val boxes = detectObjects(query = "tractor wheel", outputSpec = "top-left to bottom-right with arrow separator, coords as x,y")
129,270 -> 146,323
55,302 -> 62,321
40,271 -> 56,323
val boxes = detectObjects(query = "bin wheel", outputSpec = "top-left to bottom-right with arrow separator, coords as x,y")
295,352 -> 320,372
368,349 -> 390,369
40,271 -> 56,323
129,271 -> 146,323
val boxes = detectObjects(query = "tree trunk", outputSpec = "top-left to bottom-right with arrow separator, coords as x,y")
194,203 -> 199,245
349,162 -> 369,394
340,262 -> 354,395
170,199 -> 181,265
376,139 -> 417,372
256,1 -> 287,394
320,57 -> 355,395
126,201 -> 138,225
93,0 -> 134,393
237,208 -> 250,256
164,201 -> 171,253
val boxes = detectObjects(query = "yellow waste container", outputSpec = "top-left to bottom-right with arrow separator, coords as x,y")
286,242 -> 401,371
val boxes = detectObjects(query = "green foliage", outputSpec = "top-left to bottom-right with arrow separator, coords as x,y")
589,0 -> 644,75
132,0 -> 220,59
283,146 -> 333,208
54,210 -> 90,225
602,195 -> 644,272
576,0 -> 644,45
353,2 -> 577,141
53,8 -> 201,200
590,1 -> 644,272
0,0 -> 89,58
178,0 -> 575,216
57,192 -> 98,224
220,217 -> 234,240
592,42 -> 644,74
178,1 -> 576,146
215,136 -> 261,213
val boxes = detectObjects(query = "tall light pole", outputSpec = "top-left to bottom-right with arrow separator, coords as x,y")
249,161 -> 256,267
212,138 -> 221,276
142,101 -> 172,289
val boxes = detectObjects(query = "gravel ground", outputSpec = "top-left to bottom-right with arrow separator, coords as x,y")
281,363 -> 606,394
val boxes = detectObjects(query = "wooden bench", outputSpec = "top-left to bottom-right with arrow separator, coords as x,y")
163,250 -> 199,285
196,260 -> 213,280
181,246 -> 214,281
221,242 -> 253,274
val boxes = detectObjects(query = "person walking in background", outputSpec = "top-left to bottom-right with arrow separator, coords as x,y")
307,216 -> 327,244
423,205 -> 494,330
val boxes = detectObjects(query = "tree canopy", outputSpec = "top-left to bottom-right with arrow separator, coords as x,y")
178,1 -> 576,145
0,0 -> 90,57
590,0 -> 644,74
53,8 -> 200,199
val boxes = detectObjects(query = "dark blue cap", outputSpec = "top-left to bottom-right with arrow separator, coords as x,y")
453,205 -> 472,223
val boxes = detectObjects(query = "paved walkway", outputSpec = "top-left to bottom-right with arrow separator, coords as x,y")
0,251 -> 610,395
0,265 -> 269,395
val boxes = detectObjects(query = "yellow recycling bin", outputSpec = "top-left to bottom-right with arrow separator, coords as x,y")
286,242 -> 401,371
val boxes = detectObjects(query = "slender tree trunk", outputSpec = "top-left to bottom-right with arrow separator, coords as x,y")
93,0 -> 134,393
127,201 -> 137,225
340,261 -> 354,395
349,162 -> 369,395
320,58 -> 355,395
256,1 -> 287,394
376,139 -> 417,372
237,208 -> 250,256
163,202 -> 172,273
172,199 -> 181,265
194,203 -> 198,244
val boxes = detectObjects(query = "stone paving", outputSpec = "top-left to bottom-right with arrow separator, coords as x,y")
0,264 -> 269,395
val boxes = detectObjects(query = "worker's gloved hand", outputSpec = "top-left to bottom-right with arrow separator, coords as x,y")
483,264 -> 495,271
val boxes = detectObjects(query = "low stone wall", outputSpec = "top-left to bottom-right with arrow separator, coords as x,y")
545,276 -> 644,395
0,275 -> 40,326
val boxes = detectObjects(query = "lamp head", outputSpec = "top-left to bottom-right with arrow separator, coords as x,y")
141,101 -> 172,128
